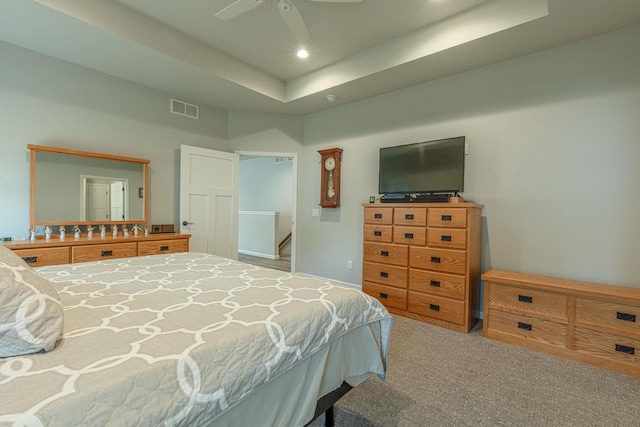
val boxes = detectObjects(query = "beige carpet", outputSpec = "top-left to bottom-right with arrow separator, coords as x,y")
309,315 -> 640,427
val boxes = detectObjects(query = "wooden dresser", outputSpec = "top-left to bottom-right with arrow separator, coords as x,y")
362,201 -> 483,333
483,269 -> 640,378
2,234 -> 190,267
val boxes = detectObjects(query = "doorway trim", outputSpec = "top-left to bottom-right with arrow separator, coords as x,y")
235,151 -> 297,273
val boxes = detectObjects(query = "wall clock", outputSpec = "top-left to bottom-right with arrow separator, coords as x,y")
318,148 -> 343,208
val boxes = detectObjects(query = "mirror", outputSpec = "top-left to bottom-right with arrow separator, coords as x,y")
29,145 -> 149,228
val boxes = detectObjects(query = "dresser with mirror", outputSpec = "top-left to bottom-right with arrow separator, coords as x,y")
2,144 -> 190,266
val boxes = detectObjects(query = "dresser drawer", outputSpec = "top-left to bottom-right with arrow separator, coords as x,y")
363,281 -> 407,310
363,224 -> 393,243
427,228 -> 466,250
409,247 -> 466,275
574,327 -> 640,365
393,226 -> 426,246
408,292 -> 465,325
428,208 -> 467,228
394,208 -> 427,226
363,262 -> 407,288
364,207 -> 393,225
363,243 -> 408,266
138,239 -> 189,256
13,247 -> 70,267
487,309 -> 568,348
409,269 -> 465,300
72,243 -> 137,263
575,297 -> 640,337
488,283 -> 568,321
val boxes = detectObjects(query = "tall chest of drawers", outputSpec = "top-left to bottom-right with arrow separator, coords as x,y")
483,270 -> 640,378
362,202 -> 483,333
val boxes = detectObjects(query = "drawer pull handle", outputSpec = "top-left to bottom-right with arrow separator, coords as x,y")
441,215 -> 452,221
374,231 -> 382,236
617,312 -> 636,323
429,304 -> 440,311
441,235 -> 452,242
518,295 -> 533,303
615,344 -> 635,355
518,322 -> 532,331
374,213 -> 382,219
379,293 -> 388,299
430,256 -> 441,263
101,250 -> 113,257
380,272 -> 389,278
405,214 -> 414,220
405,233 -> 414,239
160,246 -> 170,251
430,280 -> 441,287
22,256 -> 38,264
381,251 -> 389,257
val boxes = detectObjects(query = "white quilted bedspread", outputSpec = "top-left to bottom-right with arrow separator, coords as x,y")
0,252 -> 391,426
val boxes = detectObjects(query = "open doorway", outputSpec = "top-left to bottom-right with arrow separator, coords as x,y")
236,151 -> 297,273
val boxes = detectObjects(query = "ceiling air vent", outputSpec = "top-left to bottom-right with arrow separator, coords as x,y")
170,98 -> 199,119
275,157 -> 292,164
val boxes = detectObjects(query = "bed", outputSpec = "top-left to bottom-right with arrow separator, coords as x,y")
0,250 -> 392,426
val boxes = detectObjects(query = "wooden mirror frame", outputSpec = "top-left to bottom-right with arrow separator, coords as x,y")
29,144 -> 149,229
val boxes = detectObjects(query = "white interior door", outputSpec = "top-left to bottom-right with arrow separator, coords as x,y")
87,183 -> 109,221
110,181 -> 124,221
180,145 -> 239,259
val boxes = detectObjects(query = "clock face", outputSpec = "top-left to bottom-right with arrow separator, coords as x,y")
324,156 -> 336,171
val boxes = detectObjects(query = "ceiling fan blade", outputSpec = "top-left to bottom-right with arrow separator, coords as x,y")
215,0 -> 264,20
278,1 -> 310,42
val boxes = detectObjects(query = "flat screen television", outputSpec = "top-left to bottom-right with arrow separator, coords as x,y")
378,136 -> 465,195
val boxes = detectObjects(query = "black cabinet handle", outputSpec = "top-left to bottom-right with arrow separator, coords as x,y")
22,256 -> 38,264
430,280 -> 441,287
430,256 -> 441,263
380,251 -> 389,257
518,295 -> 533,303
405,214 -> 414,220
160,246 -> 170,251
374,213 -> 382,219
373,231 -> 382,236
617,312 -> 636,323
615,344 -> 635,355
380,272 -> 389,278
441,235 -> 452,242
518,322 -> 532,331
101,250 -> 113,257
441,215 -> 452,221
429,304 -> 440,311
405,233 -> 414,239
379,293 -> 388,299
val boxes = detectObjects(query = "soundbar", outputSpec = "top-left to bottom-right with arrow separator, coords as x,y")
380,193 -> 452,203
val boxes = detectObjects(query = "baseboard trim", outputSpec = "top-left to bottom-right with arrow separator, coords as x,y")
238,249 -> 279,260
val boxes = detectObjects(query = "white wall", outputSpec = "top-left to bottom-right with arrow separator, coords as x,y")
0,41 -> 229,238
299,25 -> 640,287
239,156 -> 293,250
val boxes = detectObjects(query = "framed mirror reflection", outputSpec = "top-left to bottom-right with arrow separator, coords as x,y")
29,144 -> 149,228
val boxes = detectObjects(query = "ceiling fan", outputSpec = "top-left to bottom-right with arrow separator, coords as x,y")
215,0 -> 362,42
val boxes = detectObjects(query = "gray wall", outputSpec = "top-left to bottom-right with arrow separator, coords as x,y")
2,23 -> 640,293
0,41 -> 228,237
298,25 -> 640,287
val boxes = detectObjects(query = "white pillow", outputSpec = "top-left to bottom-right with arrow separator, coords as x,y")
0,246 -> 64,357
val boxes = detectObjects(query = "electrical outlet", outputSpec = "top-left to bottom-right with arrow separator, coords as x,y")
347,260 -> 353,270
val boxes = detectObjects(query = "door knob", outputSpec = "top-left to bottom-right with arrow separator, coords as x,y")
182,221 -> 194,226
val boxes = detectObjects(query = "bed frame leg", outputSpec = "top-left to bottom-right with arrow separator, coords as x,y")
324,405 -> 335,427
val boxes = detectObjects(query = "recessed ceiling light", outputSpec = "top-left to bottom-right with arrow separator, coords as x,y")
297,49 -> 309,59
